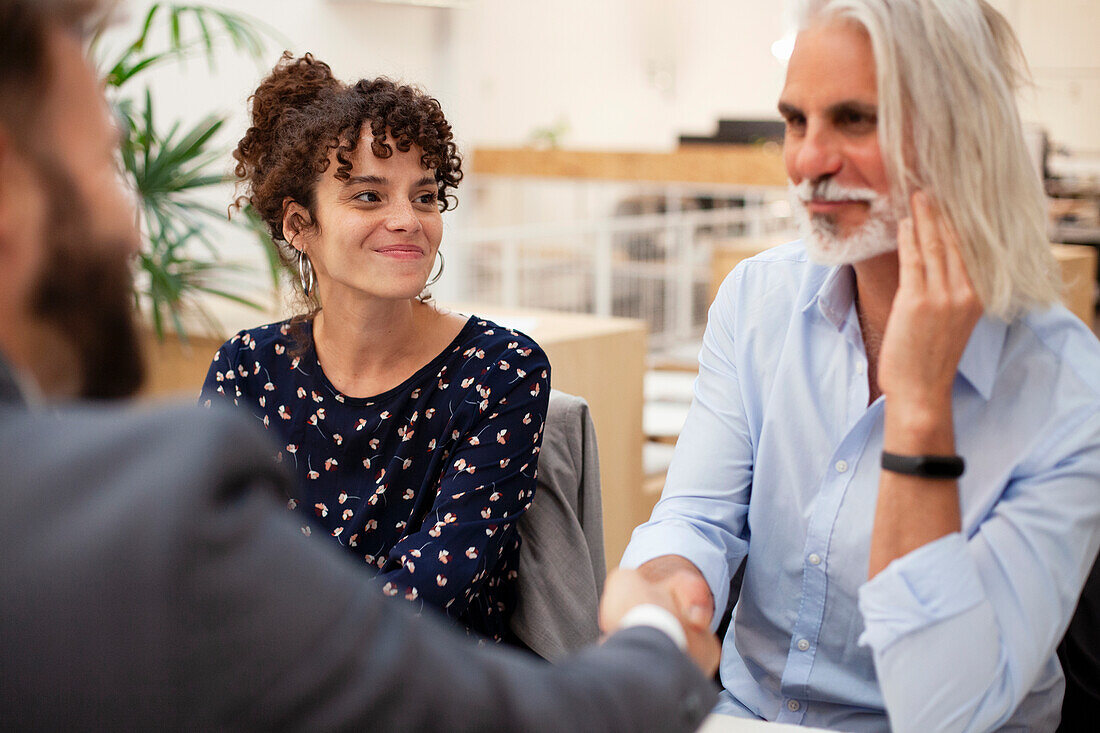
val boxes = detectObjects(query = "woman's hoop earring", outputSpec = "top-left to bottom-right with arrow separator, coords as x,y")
425,250 -> 444,287
297,249 -> 315,297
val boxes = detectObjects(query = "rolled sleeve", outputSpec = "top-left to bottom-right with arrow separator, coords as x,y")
857,407 -> 1100,733
858,533 -> 985,651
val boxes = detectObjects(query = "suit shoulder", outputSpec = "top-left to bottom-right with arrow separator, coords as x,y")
3,402 -> 284,511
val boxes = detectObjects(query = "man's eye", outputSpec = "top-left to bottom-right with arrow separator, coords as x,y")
356,191 -> 381,203
841,111 -> 876,128
416,192 -> 438,205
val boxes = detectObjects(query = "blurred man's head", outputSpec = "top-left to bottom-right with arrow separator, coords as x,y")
782,0 -> 1060,319
0,0 -> 143,398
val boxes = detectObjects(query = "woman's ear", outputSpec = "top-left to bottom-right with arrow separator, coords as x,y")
281,198 -> 313,250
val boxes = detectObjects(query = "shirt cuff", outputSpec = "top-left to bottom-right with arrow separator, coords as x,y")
619,520 -> 735,626
858,532 -> 985,652
618,603 -> 688,651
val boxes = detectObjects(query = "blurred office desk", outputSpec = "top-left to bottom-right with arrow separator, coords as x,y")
700,715 -> 831,732
446,303 -> 648,569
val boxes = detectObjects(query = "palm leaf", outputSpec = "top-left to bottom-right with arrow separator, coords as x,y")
100,4 -> 283,341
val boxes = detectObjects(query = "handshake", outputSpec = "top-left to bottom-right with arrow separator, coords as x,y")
599,555 -> 722,676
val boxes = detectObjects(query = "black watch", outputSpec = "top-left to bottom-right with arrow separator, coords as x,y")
881,451 -> 965,479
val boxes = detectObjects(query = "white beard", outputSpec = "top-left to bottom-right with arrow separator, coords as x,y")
789,179 -> 901,266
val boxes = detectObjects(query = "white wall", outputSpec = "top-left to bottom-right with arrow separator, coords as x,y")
102,0 -> 1100,162
444,0 -> 790,151
988,0 -> 1100,155
100,0 -> 795,160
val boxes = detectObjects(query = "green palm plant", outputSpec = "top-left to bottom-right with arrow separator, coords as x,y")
93,3 -> 283,340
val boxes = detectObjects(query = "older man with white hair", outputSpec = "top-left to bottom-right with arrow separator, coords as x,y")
619,1 -> 1100,731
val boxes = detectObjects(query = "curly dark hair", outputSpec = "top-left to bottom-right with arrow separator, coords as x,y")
232,51 -> 463,312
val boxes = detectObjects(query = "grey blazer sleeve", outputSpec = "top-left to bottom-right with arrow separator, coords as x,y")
0,403 -> 715,733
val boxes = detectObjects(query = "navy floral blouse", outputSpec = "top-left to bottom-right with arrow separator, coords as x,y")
200,316 -> 551,642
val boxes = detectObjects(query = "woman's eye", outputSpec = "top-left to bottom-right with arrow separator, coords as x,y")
415,192 -> 438,205
355,191 -> 381,203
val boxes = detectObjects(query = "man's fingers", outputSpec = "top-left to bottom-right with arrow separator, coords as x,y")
666,571 -> 714,629
912,190 -> 948,290
599,568 -> 650,632
684,627 -> 722,677
938,214 -> 977,297
896,215 -> 924,291
600,568 -> 721,676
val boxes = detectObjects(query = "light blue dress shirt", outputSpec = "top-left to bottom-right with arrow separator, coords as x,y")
621,241 -> 1100,732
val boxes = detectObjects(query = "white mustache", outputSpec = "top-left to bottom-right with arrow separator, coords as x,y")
791,179 -> 879,204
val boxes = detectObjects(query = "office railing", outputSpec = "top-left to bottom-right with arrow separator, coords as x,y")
443,181 -> 796,352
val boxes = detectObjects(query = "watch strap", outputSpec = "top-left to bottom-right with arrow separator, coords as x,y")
881,451 -> 965,479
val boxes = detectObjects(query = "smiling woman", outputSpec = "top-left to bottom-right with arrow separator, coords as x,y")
199,53 -> 550,644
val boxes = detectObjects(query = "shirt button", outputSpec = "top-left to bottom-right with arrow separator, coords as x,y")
856,362 -> 865,374
797,638 -> 810,651
787,699 -> 801,712
808,553 -> 822,566
835,460 -> 849,473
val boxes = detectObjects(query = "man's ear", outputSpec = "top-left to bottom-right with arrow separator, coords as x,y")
0,125 -> 49,335
0,129 -> 15,247
281,198 -> 313,250
0,128 -> 43,278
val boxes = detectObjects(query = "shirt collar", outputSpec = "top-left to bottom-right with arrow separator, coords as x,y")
956,315 -> 1007,401
803,264 -> 856,331
801,264 -> 1006,400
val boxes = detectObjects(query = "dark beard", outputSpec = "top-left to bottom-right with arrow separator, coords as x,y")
29,158 -> 145,399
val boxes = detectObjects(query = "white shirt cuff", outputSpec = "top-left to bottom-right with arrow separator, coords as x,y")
617,603 -> 688,651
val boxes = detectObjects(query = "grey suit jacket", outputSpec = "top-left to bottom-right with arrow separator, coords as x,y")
0,361 -> 714,732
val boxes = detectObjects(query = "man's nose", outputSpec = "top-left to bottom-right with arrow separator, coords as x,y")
794,121 -> 843,183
